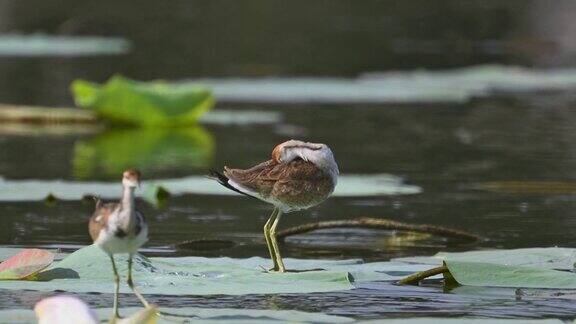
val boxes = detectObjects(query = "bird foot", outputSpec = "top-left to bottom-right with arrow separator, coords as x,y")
267,267 -> 325,273
259,265 -> 286,273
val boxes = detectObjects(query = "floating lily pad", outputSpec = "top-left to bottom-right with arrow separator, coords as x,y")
0,34 -> 129,56
72,126 -> 214,179
445,261 -> 576,289
0,245 -> 429,295
402,248 -> 576,289
0,249 -> 54,280
200,109 -> 282,125
468,181 -> 576,195
0,174 -> 420,203
72,76 -> 214,126
0,306 -> 353,324
195,65 -> 576,104
440,248 -> 576,289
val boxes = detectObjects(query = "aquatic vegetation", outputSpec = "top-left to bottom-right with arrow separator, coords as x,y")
0,245 -> 399,295
468,181 -> 576,195
0,174 -> 420,204
0,34 -> 130,56
0,249 -> 54,280
71,76 -> 214,126
195,65 -> 576,104
400,248 -> 576,289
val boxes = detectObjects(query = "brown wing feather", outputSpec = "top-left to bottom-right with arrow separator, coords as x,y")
224,160 -> 279,196
271,161 -> 335,208
88,202 -> 118,241
224,159 -> 334,207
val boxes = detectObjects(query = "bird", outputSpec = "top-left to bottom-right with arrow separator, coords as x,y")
88,169 -> 150,320
211,140 -> 339,272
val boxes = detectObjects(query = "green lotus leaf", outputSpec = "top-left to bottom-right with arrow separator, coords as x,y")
71,75 -> 214,126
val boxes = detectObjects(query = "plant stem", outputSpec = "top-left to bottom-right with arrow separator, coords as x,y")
397,265 -> 449,285
276,217 -> 480,242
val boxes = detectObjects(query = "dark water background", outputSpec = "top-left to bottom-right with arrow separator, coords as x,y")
2,0 -> 576,321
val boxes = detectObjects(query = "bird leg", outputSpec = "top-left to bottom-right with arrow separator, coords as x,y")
127,254 -> 151,308
263,207 -> 279,271
269,210 -> 286,273
109,255 -> 121,320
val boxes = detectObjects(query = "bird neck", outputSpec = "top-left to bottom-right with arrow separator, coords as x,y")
119,185 -> 137,232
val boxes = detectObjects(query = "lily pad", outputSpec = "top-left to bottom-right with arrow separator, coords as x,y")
0,174 -> 421,203
402,247 -> 576,289
0,34 -> 129,57
195,65 -> 576,104
200,109 -> 282,125
468,181 -> 576,195
71,76 -> 214,126
440,248 -> 576,289
72,126 -> 214,179
445,261 -> 576,289
152,174 -> 421,198
0,245 -> 429,295
0,249 -> 54,280
439,247 -> 576,271
0,306 -> 353,324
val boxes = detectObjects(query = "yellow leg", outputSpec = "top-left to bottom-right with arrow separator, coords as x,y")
263,208 -> 279,271
270,210 -> 286,273
109,255 -> 121,320
127,254 -> 151,308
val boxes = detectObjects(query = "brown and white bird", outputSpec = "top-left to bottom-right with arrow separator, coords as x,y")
211,140 -> 339,272
89,169 -> 149,320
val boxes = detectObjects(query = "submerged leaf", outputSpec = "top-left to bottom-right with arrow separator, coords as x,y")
71,76 -> 214,126
0,249 -> 54,280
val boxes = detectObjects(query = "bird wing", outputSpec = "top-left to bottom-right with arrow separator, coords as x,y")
223,160 -> 280,198
222,159 -> 331,203
88,202 -> 118,241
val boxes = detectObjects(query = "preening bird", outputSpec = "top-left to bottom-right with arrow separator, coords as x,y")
211,140 -> 339,272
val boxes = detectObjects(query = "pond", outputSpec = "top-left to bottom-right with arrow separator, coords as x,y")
2,88 -> 576,321
2,1 -> 576,321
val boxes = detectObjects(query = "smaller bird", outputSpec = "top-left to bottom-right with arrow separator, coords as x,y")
89,169 -> 150,320
211,140 -> 339,272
